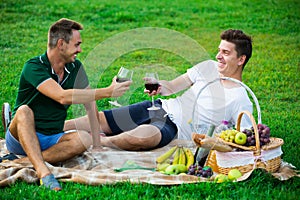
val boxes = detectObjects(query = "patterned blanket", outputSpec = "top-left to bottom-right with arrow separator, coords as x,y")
0,138 -> 298,187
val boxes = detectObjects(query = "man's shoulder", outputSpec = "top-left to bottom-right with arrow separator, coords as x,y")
24,54 -> 49,71
25,55 -> 43,65
194,60 -> 217,68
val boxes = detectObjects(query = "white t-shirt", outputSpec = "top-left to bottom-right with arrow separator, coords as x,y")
161,60 -> 253,140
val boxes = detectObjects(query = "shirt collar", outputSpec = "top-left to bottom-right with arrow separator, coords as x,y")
40,52 -> 72,75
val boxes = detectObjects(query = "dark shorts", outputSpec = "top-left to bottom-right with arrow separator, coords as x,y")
103,100 -> 178,149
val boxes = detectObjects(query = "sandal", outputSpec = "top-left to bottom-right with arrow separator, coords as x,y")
40,174 -> 62,191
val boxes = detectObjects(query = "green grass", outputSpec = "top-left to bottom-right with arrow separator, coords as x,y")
0,0 -> 299,199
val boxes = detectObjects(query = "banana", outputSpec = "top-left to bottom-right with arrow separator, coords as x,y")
172,147 -> 180,165
183,147 -> 195,168
156,163 -> 170,172
178,147 -> 186,165
156,145 -> 178,163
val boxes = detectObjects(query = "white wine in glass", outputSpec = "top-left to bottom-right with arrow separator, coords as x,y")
109,67 -> 133,107
144,72 -> 160,110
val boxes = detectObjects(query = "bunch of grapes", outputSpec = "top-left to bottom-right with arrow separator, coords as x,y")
220,129 -> 239,143
242,124 -> 271,147
187,164 -> 213,178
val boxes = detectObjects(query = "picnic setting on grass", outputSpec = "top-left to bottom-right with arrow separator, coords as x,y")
0,18 -> 299,192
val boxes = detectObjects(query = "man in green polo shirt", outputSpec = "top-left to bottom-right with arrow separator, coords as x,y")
3,18 -> 131,191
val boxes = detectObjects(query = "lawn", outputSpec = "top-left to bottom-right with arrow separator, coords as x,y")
0,0 -> 299,199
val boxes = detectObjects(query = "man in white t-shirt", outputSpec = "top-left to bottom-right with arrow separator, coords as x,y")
64,29 -> 253,150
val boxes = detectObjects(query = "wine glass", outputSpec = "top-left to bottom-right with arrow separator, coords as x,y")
144,72 -> 160,110
108,67 -> 133,107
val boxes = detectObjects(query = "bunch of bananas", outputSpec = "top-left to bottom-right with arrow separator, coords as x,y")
156,145 -> 195,175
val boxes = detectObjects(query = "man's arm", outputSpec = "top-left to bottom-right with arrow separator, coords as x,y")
83,100 -> 101,149
158,73 -> 193,96
37,77 -> 131,105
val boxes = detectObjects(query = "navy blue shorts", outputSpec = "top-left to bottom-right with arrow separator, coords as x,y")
103,100 -> 177,149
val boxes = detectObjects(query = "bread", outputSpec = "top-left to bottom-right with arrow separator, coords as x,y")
191,133 -> 233,152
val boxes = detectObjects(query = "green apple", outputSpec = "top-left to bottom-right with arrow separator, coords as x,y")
234,132 -> 247,145
214,174 -> 229,183
165,164 -> 187,175
228,169 -> 242,181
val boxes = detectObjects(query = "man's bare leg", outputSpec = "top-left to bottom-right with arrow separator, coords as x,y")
64,115 -> 91,132
9,105 -> 51,179
100,124 -> 162,150
16,130 -> 92,164
10,106 -> 92,171
64,111 -> 162,150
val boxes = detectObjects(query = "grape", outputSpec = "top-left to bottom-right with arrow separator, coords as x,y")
264,138 -> 270,143
247,137 -> 252,143
264,127 -> 270,134
189,168 -> 195,174
242,124 -> 271,148
187,164 -> 213,178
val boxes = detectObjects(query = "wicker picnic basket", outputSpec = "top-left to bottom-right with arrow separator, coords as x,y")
191,77 -> 284,175
205,110 -> 284,175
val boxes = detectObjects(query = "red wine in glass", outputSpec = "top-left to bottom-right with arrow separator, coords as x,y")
145,72 -> 160,110
145,83 -> 160,93
117,77 -> 131,83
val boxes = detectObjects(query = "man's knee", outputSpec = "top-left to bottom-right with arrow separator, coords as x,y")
127,125 -> 162,149
61,130 -> 92,151
15,105 -> 34,121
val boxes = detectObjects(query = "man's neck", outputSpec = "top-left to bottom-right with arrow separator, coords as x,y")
47,49 -> 65,74
219,74 -> 243,88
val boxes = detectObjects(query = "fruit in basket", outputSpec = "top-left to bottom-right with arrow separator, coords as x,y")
220,129 -> 238,142
227,169 -> 242,181
242,124 -> 271,147
234,132 -> 247,145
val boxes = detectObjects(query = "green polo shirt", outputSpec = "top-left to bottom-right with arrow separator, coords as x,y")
12,52 -> 89,135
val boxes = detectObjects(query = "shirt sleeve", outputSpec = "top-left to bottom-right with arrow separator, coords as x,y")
22,60 -> 51,89
73,62 -> 89,89
187,60 -> 219,83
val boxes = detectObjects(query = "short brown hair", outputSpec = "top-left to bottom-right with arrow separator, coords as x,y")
48,18 -> 83,48
221,29 -> 252,68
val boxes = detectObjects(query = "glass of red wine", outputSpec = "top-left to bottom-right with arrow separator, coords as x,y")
144,72 -> 160,110
108,67 -> 133,107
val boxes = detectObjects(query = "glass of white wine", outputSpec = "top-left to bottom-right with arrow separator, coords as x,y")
108,67 -> 133,107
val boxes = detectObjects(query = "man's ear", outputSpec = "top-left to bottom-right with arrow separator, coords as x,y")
57,39 -> 64,49
238,55 -> 246,66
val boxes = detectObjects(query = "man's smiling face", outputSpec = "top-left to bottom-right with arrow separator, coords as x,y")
215,40 -> 245,78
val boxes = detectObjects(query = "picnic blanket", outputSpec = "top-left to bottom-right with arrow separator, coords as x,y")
0,138 -> 299,187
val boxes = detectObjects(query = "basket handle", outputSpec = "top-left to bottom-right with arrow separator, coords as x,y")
191,77 -> 262,131
236,110 -> 261,155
